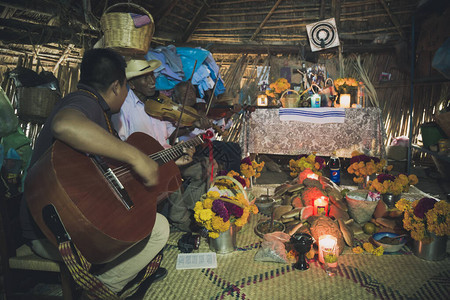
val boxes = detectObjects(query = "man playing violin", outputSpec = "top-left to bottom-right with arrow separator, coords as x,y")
172,81 -> 243,174
112,58 -> 215,232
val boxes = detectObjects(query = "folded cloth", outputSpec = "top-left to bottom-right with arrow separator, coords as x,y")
279,108 -> 346,123
130,13 -> 151,28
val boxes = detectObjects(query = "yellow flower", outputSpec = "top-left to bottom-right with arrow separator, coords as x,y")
363,242 -> 374,253
373,246 -> 384,256
198,209 -> 213,222
209,231 -> 220,239
352,246 -> 364,254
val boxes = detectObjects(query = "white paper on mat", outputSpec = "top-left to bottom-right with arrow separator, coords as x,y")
176,252 -> 218,270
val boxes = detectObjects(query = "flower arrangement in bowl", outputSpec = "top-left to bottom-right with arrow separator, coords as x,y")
288,153 -> 326,177
368,173 -> 419,196
334,77 -> 358,94
395,197 -> 450,242
265,78 -> 291,99
347,151 -> 392,186
240,156 -> 265,187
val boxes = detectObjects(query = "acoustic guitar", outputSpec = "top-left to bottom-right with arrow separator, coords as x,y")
26,132 -> 210,264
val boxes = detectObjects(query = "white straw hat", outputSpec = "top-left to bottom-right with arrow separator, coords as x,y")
126,58 -> 161,80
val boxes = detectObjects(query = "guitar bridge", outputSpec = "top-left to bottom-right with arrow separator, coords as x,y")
91,155 -> 134,210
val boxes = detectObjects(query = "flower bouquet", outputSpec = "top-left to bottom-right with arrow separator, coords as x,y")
368,173 -> 418,196
240,157 -> 265,187
265,78 -> 291,98
334,77 -> 358,94
347,151 -> 392,185
288,153 -> 326,177
194,176 -> 258,239
396,197 -> 450,243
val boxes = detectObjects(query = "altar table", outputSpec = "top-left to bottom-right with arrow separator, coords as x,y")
244,107 -> 386,158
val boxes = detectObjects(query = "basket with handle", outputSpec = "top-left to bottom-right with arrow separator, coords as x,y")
280,89 -> 299,108
100,3 -> 155,56
208,175 -> 255,205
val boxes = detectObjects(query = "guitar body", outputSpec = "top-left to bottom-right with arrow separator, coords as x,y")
26,132 -> 181,264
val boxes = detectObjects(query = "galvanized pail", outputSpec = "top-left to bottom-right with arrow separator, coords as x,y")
209,225 -> 237,254
413,233 -> 447,261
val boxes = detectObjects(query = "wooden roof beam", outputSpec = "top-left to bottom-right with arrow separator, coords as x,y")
249,0 -> 283,41
182,0 -> 211,43
155,0 -> 179,26
378,0 -> 406,39
53,44 -> 74,73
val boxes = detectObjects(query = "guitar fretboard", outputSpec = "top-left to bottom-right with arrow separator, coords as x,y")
149,135 -> 205,165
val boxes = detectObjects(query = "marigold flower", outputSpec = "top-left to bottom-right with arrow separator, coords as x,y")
352,246 -> 364,254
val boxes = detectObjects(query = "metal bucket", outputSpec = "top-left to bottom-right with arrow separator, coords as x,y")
413,234 -> 448,261
209,225 -> 237,254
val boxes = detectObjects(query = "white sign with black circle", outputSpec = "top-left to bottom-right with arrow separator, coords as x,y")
306,18 -> 340,52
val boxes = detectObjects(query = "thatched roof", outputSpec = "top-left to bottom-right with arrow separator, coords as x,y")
1,0 -> 446,70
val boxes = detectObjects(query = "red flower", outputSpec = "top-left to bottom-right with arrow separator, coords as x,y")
413,197 -> 437,219
241,157 -> 252,165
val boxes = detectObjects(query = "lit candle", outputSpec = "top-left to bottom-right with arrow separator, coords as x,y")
313,196 -> 329,216
339,94 -> 351,108
307,172 -> 319,180
298,169 -> 319,184
318,235 -> 337,264
257,94 -> 268,106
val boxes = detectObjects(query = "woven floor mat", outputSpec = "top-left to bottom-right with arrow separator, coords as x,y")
143,214 -> 449,300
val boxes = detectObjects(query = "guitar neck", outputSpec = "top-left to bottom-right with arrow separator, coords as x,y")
149,135 -> 205,165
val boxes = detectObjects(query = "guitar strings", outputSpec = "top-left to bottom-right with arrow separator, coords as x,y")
111,137 -> 203,178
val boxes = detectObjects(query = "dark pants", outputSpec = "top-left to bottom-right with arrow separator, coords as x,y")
195,141 -> 242,173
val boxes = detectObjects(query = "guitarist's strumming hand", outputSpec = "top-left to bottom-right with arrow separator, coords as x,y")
129,151 -> 159,187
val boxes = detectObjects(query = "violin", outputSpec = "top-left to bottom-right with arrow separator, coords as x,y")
144,93 -> 201,127
144,93 -> 226,136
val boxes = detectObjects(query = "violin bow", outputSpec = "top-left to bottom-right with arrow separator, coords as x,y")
205,71 -> 221,117
170,60 -> 198,146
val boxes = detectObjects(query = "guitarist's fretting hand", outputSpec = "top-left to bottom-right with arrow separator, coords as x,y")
52,108 -> 159,187
175,147 -> 195,166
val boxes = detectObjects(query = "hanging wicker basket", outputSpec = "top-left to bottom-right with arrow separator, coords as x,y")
100,3 -> 154,56
16,87 -> 60,124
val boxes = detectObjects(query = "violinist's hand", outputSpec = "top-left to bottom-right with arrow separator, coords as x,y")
193,112 -> 212,130
175,147 -> 195,166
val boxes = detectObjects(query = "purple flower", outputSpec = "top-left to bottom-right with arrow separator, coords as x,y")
217,170 -> 228,176
350,154 -> 381,164
241,157 -> 252,165
224,201 -> 244,218
376,173 -> 396,183
212,199 -> 230,222
413,197 -> 437,218
315,156 -> 326,170
350,154 -> 371,164
233,175 -> 246,187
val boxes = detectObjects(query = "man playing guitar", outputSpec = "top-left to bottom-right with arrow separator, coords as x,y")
20,49 -> 169,298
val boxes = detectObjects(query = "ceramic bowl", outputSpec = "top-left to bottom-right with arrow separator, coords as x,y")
255,195 -> 276,213
371,232 -> 407,253
254,220 -> 285,238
